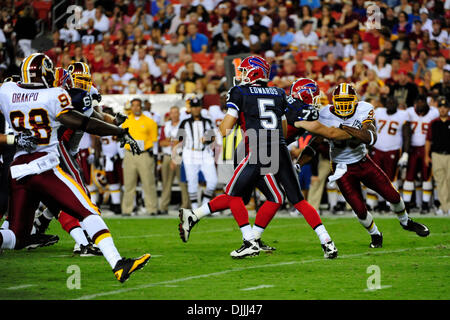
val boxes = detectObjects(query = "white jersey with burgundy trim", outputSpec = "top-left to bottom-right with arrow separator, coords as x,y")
101,135 -> 119,158
406,106 -> 439,147
373,108 -> 409,152
0,81 -> 73,159
319,101 -> 375,164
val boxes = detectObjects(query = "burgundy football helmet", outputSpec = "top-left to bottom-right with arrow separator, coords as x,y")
290,78 -> 320,106
235,55 -> 271,85
19,53 -> 55,88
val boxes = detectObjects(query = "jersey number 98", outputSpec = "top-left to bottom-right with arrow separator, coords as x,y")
10,108 -> 51,145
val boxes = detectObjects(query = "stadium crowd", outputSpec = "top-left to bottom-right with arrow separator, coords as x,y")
0,0 -> 449,216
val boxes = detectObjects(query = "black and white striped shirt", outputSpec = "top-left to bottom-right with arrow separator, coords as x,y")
177,116 -> 215,151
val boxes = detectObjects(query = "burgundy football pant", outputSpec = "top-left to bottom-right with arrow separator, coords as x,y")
334,155 -> 401,218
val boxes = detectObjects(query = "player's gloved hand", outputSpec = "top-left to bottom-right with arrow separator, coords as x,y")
114,112 -> 128,126
13,130 -> 39,153
294,163 -> 302,174
398,152 -> 409,167
118,128 -> 142,155
91,93 -> 102,103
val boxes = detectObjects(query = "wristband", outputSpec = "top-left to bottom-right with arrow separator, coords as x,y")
6,135 -> 15,145
368,130 -> 375,146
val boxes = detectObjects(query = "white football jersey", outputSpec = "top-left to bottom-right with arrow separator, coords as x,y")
161,120 -> 180,155
100,135 -> 119,158
0,82 -> 72,159
207,105 -> 225,127
406,106 -> 439,147
373,108 -> 409,152
319,101 -> 375,164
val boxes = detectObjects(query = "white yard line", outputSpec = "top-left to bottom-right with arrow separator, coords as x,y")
241,285 -> 274,291
7,284 -> 35,290
74,245 -> 441,300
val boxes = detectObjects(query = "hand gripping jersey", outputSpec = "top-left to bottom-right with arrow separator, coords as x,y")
373,108 -> 409,152
319,101 -> 375,164
0,81 -> 73,160
406,106 -> 439,147
226,84 -> 288,156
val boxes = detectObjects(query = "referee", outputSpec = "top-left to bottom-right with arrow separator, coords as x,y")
425,96 -> 450,215
175,97 -> 218,209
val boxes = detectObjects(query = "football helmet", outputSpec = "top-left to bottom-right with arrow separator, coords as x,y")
19,53 -> 55,88
53,67 -> 73,90
290,78 -> 320,106
235,55 -> 271,85
68,62 -> 92,91
332,83 -> 358,117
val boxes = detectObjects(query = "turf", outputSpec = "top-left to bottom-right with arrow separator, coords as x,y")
0,216 -> 449,300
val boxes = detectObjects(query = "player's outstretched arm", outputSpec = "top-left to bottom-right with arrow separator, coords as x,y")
297,136 -> 322,166
339,121 -> 377,146
295,120 -> 351,140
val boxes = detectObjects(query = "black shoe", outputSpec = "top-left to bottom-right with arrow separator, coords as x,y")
113,254 -> 151,283
26,234 -> 59,250
255,239 -> 276,252
158,210 -> 168,215
80,244 -> 103,257
33,214 -> 52,234
110,204 -> 121,215
332,202 -> 346,215
421,203 -> 430,215
375,202 -> 390,214
369,233 -> 383,248
401,218 -> 430,237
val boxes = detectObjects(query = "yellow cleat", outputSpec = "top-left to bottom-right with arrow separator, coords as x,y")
113,254 -> 151,283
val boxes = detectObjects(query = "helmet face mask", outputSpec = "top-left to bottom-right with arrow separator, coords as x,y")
332,83 -> 358,117
68,62 -> 92,91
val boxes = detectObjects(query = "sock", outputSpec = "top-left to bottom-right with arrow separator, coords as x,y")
202,189 -> 214,205
402,181 -> 414,203
69,227 -> 89,246
109,184 -> 121,205
314,224 -> 331,244
254,201 -> 281,231
240,224 -> 254,241
189,192 -> 198,209
252,225 -> 265,240
415,181 -> 422,207
358,212 -> 381,235
294,200 -> 322,229
422,181 -> 433,204
391,199 -> 409,226
193,202 -> 212,220
0,229 -> 16,249
82,214 -> 121,268
327,186 -> 338,209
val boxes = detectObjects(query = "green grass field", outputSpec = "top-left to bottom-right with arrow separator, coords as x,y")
0,215 -> 449,300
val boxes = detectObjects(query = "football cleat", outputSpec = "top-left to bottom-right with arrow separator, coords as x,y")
369,232 -> 383,248
33,212 -> 52,234
26,234 -> 59,250
113,254 -> 151,283
73,243 -> 81,254
75,244 -> 103,257
420,203 -> 430,215
178,208 -> 198,243
230,240 -> 260,259
255,239 -> 276,252
401,218 -> 430,237
321,240 -> 338,259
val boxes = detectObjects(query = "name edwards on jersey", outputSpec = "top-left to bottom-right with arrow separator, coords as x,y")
248,87 -> 279,95
11,92 -> 40,103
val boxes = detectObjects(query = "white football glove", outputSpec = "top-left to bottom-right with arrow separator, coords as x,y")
398,152 -> 409,167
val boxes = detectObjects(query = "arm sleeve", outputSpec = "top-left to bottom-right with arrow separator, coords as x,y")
226,86 -> 242,112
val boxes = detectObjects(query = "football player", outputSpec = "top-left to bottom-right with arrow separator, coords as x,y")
366,96 -> 411,212
0,53 -> 150,282
295,83 -> 430,248
179,57 -> 338,259
403,95 -> 439,213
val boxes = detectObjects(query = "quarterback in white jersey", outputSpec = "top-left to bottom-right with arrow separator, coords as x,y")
0,53 -> 151,283
296,83 -> 430,248
403,95 -> 440,213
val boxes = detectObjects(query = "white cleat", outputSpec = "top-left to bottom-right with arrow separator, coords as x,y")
230,240 -> 260,259
321,240 -> 338,259
178,208 -> 198,243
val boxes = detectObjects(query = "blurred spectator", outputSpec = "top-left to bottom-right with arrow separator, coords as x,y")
71,45 -> 89,64
102,76 -> 120,94
98,51 -> 117,76
432,67 -> 450,100
14,5 -> 37,57
397,48 -> 413,74
80,0 -> 96,27
90,44 -> 105,73
419,7 -> 433,34
413,49 -> 437,80
317,5 -> 335,30
272,6 -> 295,33
294,21 -> 319,51
129,46 -> 162,77
271,20 -> 294,50
298,5 -> 319,31
109,6 -> 131,35
228,33 -> 250,55
318,29 -> 344,60
123,78 -> 143,94
59,22 -> 80,44
429,20 -> 449,45
321,52 -> 343,77
361,41 -> 376,64
372,54 -> 392,80
257,30 -> 272,53
112,62 -> 134,92
79,18 -> 103,45
378,39 -> 400,64
93,6 -> 110,33
249,13 -> 269,36
187,22 -> 208,54
357,69 -> 387,97
131,7 -> 153,34
169,5 -> 189,35
336,0 -> 359,40
161,34 -> 186,64
241,25 -> 259,49
393,11 -> 412,35
300,0 -> 321,11
272,56 -> 302,89
344,33 -> 362,60
430,56 -> 447,87
395,0 -> 412,15
212,19 -> 235,53
382,7 -> 398,31
345,50 -> 372,79
389,70 -> 419,108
